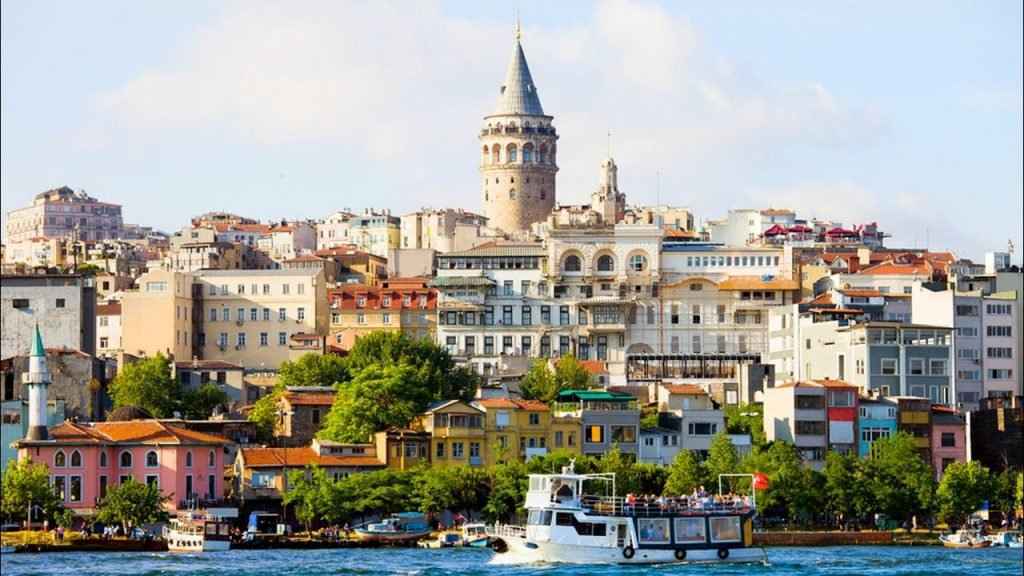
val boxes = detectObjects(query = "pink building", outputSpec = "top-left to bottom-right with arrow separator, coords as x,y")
930,406 -> 966,479
15,420 -> 230,515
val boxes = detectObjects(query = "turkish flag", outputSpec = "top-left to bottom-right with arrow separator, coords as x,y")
752,472 -> 770,490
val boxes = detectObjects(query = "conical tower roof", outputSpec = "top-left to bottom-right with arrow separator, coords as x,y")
31,324 -> 45,357
493,28 -> 545,116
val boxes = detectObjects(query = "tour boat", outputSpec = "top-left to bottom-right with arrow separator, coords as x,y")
487,462 -> 767,565
164,512 -> 232,552
355,512 -> 431,543
462,523 -> 490,547
939,529 -> 991,549
984,531 -> 1022,548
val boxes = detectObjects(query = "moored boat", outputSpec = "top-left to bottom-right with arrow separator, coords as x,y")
462,523 -> 489,547
939,529 -> 991,549
487,462 -> 767,565
985,531 -> 1022,548
355,512 -> 431,544
164,511 -> 232,552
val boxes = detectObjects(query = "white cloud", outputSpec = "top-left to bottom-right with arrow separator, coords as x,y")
82,0 -> 887,215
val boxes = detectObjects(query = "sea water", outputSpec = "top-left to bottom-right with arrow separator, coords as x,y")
1,546 -> 1021,575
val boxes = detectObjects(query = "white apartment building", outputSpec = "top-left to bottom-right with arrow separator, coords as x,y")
4,186 -> 123,243
257,222 -> 317,263
95,302 -> 122,358
316,209 -> 399,258
400,208 -> 492,253
705,208 -> 796,247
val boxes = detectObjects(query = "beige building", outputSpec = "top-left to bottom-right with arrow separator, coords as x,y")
120,269 -> 197,360
5,186 -> 123,243
400,208 -> 491,253
316,209 -> 400,258
96,301 -> 122,358
193,269 -> 328,370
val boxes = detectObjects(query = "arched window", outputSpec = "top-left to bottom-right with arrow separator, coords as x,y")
70,450 -> 82,467
119,451 -> 133,468
208,449 -> 216,468
539,144 -> 548,163
540,190 -> 547,200
491,144 -> 500,164
523,143 -> 534,163
54,450 -> 66,467
185,451 -> 193,468
481,145 -> 490,165
506,143 -> 517,163
564,254 -> 582,273
629,254 -> 648,272
145,450 -> 158,467
597,254 -> 615,272
99,450 -> 108,468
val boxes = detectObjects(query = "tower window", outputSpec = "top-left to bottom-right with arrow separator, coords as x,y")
509,189 -> 516,200
541,190 -> 546,200
507,143 -> 518,163
523,143 -> 534,162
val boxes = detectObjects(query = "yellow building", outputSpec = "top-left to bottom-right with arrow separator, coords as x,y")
473,398 -> 581,464
327,278 -> 437,350
418,400 -> 487,468
121,269 -> 196,360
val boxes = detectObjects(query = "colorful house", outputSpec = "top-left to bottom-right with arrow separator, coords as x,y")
819,379 -> 859,455
553,390 -> 640,459
473,398 -> 580,463
857,396 -> 897,457
896,396 -> 932,462
373,428 -> 431,471
930,405 -> 966,479
16,419 -> 230,515
419,400 -> 486,468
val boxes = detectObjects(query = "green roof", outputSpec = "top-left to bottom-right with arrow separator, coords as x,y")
428,276 -> 495,288
556,389 -> 635,402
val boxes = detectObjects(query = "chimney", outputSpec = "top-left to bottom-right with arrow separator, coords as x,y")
24,325 -> 51,441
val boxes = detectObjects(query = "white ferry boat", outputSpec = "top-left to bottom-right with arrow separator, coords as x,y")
487,463 -> 767,565
164,512 -> 232,552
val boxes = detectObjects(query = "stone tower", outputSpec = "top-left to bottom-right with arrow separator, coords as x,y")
591,157 -> 626,225
480,24 -> 558,234
24,325 -> 50,441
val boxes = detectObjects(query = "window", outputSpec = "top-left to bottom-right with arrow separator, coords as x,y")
929,359 -> 947,376
597,254 -> 614,272
987,325 -> 1013,337
521,306 -> 532,325
611,426 -> 636,443
237,332 -> 246,347
297,307 -> 305,321
629,254 -> 648,272
559,336 -> 570,356
145,450 -> 158,467
145,475 -> 159,488
687,422 -> 717,436
585,425 -> 604,443
436,442 -> 445,458
452,442 -> 464,458
186,451 -> 193,468
709,516 -> 742,543
70,450 -> 81,467
99,450 -> 108,467
987,347 -> 1013,359
278,307 -> 287,321
503,280 -> 514,296
120,451 -> 133,468
53,476 -> 67,501
940,432 -> 956,448
503,306 -> 514,325
564,254 -> 582,272
208,449 -> 216,468
880,358 -> 898,375
99,476 -> 108,500
795,420 -> 826,435
691,305 -> 701,325
12,298 -> 30,309
910,358 -> 924,375
559,306 -> 570,325
503,336 -> 514,354
54,451 -> 66,467
521,336 -> 532,356
541,306 -> 551,324
484,336 -> 494,355
540,336 -> 551,357
312,408 -> 321,425
278,332 -> 287,346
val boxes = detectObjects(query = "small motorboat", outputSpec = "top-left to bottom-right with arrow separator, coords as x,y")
462,523 -> 489,548
421,531 -> 463,548
985,531 -> 1022,548
356,512 -> 431,544
939,529 -> 991,549
164,511 -> 232,552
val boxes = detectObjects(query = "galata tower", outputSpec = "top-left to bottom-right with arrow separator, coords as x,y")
480,25 -> 558,234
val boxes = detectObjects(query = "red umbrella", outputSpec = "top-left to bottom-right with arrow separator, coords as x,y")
753,472 -> 770,490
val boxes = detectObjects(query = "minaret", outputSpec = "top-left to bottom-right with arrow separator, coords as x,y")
24,325 -> 51,441
480,22 -> 558,234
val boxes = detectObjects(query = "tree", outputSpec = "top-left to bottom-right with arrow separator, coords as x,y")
284,465 -> 334,534
705,432 -> 740,487
664,450 -> 706,496
319,363 -> 430,442
96,479 -> 169,531
108,354 -> 179,417
415,466 -> 488,520
278,353 -> 350,389
1017,471 -> 1023,512
862,433 -> 936,528
0,458 -> 63,525
991,468 -> 1018,518
724,403 -> 765,446
484,460 -> 528,523
520,355 -> 592,403
344,332 -> 477,402
181,383 -> 230,420
823,451 -> 869,529
937,461 -> 993,527
248,384 -> 283,442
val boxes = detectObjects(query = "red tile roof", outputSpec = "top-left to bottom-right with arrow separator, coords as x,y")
577,360 -> 608,375
96,302 -> 122,316
839,288 -> 883,298
662,384 -> 707,396
282,392 -> 336,407
858,260 -> 933,276
240,447 -> 385,468
47,420 -> 229,445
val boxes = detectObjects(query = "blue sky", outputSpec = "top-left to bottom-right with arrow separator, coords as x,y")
2,0 -> 1021,262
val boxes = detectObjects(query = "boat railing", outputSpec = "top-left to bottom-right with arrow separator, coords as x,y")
488,524 -> 527,539
579,495 -> 754,517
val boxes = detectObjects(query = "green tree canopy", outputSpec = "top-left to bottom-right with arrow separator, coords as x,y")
108,354 -> 180,417
862,432 -> 936,527
822,451 -> 872,527
1,458 -> 63,524
96,479 -> 169,531
319,363 -> 430,442
663,450 -> 706,496
284,465 -> 335,534
724,403 -> 765,446
278,353 -> 350,388
344,332 -> 477,402
181,383 -> 230,420
520,355 -> 592,403
937,461 -> 993,526
705,432 -> 741,487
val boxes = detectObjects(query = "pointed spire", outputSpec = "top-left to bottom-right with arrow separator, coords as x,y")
31,323 -> 45,357
493,22 -> 544,116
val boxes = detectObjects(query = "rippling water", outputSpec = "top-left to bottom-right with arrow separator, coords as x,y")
1,546 -> 1021,575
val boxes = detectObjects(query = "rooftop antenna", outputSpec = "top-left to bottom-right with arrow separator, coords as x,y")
514,9 -> 521,41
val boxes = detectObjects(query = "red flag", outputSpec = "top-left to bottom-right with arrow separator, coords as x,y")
752,472 -> 770,490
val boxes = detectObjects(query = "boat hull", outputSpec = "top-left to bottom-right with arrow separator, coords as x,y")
166,534 -> 231,552
355,530 -> 431,543
490,535 -> 766,565
939,537 -> 991,549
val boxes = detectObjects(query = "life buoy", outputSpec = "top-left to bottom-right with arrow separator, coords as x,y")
717,548 -> 729,559
674,548 -> 686,560
622,545 -> 635,559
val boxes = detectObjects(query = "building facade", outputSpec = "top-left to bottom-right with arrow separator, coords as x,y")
5,186 -> 123,243
327,279 -> 437,350
2,274 -> 97,358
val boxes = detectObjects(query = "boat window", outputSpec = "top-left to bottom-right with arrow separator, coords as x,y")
673,517 -> 706,543
528,510 -> 553,526
709,516 -> 742,543
555,512 -> 575,526
637,518 -> 670,544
